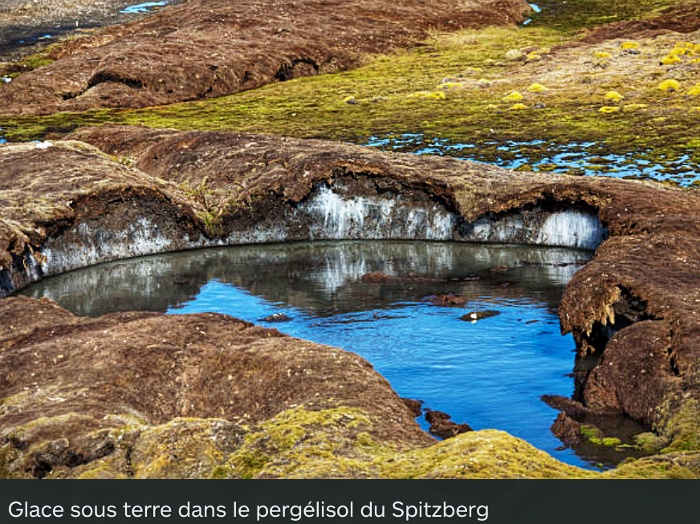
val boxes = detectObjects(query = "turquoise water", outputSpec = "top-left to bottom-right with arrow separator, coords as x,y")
20,240 -> 648,469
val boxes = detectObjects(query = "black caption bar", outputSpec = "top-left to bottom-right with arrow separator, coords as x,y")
1,480 -> 698,524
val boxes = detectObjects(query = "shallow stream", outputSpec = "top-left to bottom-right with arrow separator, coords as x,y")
366,134 -> 700,187
21,240 -> 647,469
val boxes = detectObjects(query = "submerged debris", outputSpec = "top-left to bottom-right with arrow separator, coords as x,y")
259,312 -> 293,323
425,410 -> 473,439
460,310 -> 501,322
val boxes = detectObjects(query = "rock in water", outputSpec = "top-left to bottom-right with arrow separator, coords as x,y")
460,310 -> 501,322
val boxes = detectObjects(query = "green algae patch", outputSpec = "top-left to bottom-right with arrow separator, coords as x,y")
579,424 -> 623,447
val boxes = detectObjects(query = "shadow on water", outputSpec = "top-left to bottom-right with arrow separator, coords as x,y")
21,240 -> 650,470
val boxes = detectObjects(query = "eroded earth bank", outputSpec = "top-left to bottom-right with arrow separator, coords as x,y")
1,126 -> 700,478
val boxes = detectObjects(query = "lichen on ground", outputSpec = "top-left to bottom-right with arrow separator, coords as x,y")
163,406 -> 700,479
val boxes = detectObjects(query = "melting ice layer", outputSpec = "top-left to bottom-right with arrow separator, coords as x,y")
1,182 -> 606,298
300,185 -> 455,240
41,218 -> 176,275
463,209 -> 607,250
299,185 -> 606,250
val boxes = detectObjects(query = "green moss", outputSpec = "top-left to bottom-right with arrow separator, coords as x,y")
0,445 -> 23,479
224,406 -> 600,478
604,457 -> 697,478
127,417 -> 246,479
209,465 -> 235,479
74,455 -> 130,480
20,55 -> 55,70
1,50 -> 55,78
227,406 -> 376,478
661,399 -> 700,452
3,403 -> 696,478
227,406 -> 700,477
634,432 -> 669,454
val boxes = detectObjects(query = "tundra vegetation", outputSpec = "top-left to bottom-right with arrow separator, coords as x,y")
1,0 -> 700,479
1,0 -> 699,181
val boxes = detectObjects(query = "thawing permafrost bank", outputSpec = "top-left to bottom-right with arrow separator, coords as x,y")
462,208 -> 607,250
300,185 -> 456,241
0,181 -> 607,298
299,184 -> 606,249
41,217 -> 180,276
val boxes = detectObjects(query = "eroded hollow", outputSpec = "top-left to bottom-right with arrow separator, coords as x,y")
8,180 -> 655,469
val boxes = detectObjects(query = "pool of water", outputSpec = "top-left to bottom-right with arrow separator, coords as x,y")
366,134 -> 700,187
21,240 -> 646,469
15,33 -> 54,45
521,2 -> 542,25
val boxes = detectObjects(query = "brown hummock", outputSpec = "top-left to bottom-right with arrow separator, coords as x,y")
401,398 -> 424,418
579,0 -> 700,44
0,0 -> 530,115
0,295 -> 431,478
2,125 -> 700,476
